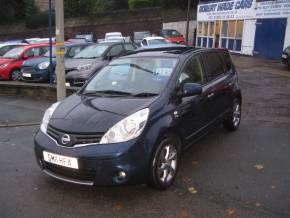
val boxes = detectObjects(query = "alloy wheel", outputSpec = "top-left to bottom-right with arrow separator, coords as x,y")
157,144 -> 178,184
233,102 -> 241,127
11,70 -> 21,81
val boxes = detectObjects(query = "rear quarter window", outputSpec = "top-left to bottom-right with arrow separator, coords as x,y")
202,52 -> 225,82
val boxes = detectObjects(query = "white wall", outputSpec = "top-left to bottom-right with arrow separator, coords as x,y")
242,19 -> 256,56
163,21 -> 197,44
284,18 -> 290,49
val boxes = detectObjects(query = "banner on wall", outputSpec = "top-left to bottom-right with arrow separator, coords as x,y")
256,0 -> 290,18
197,0 -> 290,21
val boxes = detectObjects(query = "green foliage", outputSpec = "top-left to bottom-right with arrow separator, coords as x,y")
64,0 -> 97,17
24,0 -> 38,18
0,0 -> 25,24
25,11 -> 55,29
128,0 -> 153,10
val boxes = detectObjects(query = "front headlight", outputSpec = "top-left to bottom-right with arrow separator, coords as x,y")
38,61 -> 50,70
0,63 -> 9,68
77,64 -> 92,71
40,102 -> 60,134
100,108 -> 150,144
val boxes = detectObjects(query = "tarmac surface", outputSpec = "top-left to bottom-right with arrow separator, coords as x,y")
0,55 -> 290,218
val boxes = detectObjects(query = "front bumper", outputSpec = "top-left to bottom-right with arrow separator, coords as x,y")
21,68 -> 50,82
34,130 -> 150,186
0,68 -> 10,80
281,53 -> 290,66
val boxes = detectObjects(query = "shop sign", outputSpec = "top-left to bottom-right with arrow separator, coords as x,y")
198,0 -> 256,21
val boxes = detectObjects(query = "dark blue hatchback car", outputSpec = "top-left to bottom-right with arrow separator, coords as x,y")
21,42 -> 92,82
34,47 -> 242,189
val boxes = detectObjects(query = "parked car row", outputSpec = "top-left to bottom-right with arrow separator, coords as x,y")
0,29 -> 185,84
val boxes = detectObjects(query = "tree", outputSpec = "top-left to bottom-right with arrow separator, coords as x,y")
24,0 -> 38,17
128,0 -> 153,10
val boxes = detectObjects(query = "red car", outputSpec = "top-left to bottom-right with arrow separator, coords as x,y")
160,29 -> 185,45
0,44 -> 49,81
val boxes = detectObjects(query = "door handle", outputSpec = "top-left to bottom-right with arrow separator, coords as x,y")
207,93 -> 215,98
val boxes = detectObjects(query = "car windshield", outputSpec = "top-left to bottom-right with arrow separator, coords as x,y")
73,45 -> 108,59
84,57 -> 178,96
3,47 -> 26,59
134,32 -> 151,40
149,39 -> 168,45
162,30 -> 182,38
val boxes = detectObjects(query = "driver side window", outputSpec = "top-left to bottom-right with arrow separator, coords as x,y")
178,55 -> 204,86
142,39 -> 148,46
108,45 -> 123,57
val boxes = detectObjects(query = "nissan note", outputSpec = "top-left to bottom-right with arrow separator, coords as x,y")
34,47 -> 242,190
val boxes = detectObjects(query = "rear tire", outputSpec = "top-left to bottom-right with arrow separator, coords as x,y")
223,99 -> 241,131
148,135 -> 181,190
10,69 -> 21,81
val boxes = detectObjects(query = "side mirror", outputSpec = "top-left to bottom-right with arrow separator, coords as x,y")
23,54 -> 33,60
179,83 -> 202,98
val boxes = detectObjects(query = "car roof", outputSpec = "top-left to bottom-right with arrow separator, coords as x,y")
98,41 -> 129,45
21,43 -> 50,49
123,46 -> 200,58
143,37 -> 166,41
65,42 -> 94,47
0,43 -> 27,47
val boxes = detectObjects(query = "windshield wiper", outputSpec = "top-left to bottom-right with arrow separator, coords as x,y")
83,90 -> 133,96
133,92 -> 158,97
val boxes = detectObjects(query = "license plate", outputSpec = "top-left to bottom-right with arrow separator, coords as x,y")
282,54 -> 288,59
66,83 -> 71,87
22,73 -> 31,78
43,151 -> 78,169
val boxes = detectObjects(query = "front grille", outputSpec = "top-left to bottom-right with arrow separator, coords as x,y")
47,125 -> 103,147
22,66 -> 37,74
67,78 -> 86,86
43,162 -> 96,181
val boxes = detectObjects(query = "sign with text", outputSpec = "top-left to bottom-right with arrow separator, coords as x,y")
197,0 -> 256,21
256,0 -> 290,18
197,0 -> 290,21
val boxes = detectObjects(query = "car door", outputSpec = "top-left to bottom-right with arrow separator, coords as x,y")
175,54 -> 209,144
201,51 -> 229,122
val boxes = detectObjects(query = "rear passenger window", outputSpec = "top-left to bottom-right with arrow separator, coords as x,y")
203,52 -> 224,81
179,55 -> 204,85
220,52 -> 233,73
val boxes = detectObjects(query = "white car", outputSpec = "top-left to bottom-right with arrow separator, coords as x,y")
105,32 -> 123,40
0,42 -> 27,56
140,37 -> 169,47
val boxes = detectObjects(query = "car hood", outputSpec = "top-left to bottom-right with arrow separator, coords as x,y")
65,58 -> 102,70
22,57 -> 56,67
66,60 -> 105,80
49,94 -> 158,134
0,58 -> 14,65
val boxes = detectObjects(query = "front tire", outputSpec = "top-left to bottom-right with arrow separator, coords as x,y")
223,99 -> 241,131
148,135 -> 181,190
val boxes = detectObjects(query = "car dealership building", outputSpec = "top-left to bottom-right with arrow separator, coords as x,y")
196,0 -> 290,59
